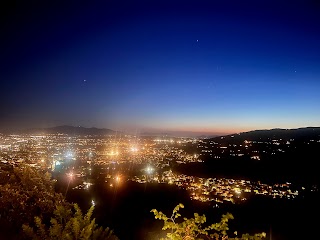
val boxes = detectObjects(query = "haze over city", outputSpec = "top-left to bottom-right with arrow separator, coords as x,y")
1,0 -> 320,135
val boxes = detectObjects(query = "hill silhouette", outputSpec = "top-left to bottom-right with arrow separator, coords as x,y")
2,125 -> 115,136
210,127 -> 320,143
177,127 -> 320,184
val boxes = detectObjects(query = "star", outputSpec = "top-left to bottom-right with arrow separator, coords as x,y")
84,79 -> 87,82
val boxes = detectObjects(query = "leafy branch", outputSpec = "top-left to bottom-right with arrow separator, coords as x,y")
151,204 -> 266,240
23,203 -> 118,240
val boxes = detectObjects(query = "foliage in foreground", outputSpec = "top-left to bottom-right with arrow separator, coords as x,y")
23,203 -> 118,240
151,203 -> 266,240
0,164 -> 117,239
0,165 -> 68,230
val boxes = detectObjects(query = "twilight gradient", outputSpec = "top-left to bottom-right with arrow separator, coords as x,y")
1,1 -> 320,135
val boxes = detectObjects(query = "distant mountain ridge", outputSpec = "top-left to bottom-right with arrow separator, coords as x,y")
2,125 -> 115,135
2,126 -> 320,139
210,127 -> 320,143
177,127 -> 320,185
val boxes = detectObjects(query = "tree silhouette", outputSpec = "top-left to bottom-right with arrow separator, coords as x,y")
0,164 -> 117,239
0,164 -> 69,234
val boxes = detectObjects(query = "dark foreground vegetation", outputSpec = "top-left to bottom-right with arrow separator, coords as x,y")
0,164 -> 266,239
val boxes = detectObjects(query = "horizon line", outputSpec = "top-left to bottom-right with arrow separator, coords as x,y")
1,125 -> 319,138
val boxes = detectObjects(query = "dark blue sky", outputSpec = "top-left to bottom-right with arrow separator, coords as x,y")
1,0 -> 320,134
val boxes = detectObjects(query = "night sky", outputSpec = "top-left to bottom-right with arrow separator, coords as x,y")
1,0 -> 320,135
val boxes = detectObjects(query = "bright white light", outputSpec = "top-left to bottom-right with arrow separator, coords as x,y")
91,200 -> 95,206
234,189 -> 241,195
65,151 -> 74,159
84,182 -> 92,190
130,147 -> 138,152
55,161 -> 61,166
146,166 -> 154,174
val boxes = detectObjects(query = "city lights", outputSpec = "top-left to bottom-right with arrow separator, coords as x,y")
115,175 -> 121,183
65,151 -> 74,158
84,182 -> 92,190
0,132 -> 317,207
130,147 -> 138,152
131,170 -> 309,204
107,151 -> 119,156
67,171 -> 74,179
145,166 -> 154,174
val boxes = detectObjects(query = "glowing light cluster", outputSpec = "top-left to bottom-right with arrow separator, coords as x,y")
107,151 -> 119,156
130,147 -> 138,152
67,171 -> 74,179
115,175 -> 121,183
145,166 -> 154,174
